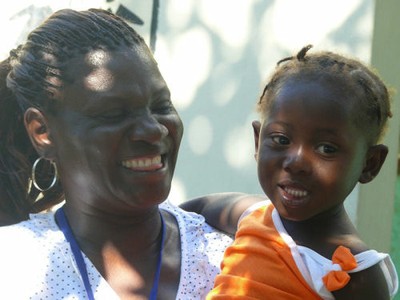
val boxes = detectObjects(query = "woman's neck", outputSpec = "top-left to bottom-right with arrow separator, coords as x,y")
55,203 -> 174,298
60,202 -> 163,255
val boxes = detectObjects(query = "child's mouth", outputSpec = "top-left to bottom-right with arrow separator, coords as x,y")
279,185 -> 310,207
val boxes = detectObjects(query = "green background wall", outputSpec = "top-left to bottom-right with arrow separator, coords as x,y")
364,2 -> 400,297
393,176 -> 400,299
370,1 -> 400,298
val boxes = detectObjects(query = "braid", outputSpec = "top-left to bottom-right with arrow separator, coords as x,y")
8,8 -> 145,111
0,58 -> 38,223
1,8 -> 147,222
258,45 -> 391,144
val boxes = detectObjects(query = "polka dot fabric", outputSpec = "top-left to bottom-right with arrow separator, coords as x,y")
160,200 -> 233,299
0,199 -> 232,299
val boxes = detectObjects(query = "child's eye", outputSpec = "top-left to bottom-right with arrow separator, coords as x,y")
271,135 -> 290,145
316,144 -> 337,155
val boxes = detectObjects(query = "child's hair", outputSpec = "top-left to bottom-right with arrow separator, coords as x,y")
0,9 -> 146,222
257,45 -> 392,145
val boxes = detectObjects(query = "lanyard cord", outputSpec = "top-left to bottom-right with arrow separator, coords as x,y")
149,210 -> 165,300
55,207 -> 165,300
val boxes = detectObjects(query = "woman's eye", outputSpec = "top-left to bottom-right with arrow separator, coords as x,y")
98,109 -> 126,120
271,135 -> 290,145
152,101 -> 174,114
316,144 -> 337,154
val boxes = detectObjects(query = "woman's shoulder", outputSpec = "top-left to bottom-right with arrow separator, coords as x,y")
160,199 -> 234,297
0,211 -> 61,249
160,199 -> 233,259
0,210 -> 79,298
161,199 -> 233,239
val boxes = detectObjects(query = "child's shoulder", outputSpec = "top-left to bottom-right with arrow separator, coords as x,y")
331,253 -> 397,299
331,232 -> 368,254
238,199 -> 272,222
297,242 -> 397,299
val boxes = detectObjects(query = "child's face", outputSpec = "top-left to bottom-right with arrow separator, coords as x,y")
253,78 -> 371,221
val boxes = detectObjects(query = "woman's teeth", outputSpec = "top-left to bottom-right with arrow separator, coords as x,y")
122,155 -> 162,170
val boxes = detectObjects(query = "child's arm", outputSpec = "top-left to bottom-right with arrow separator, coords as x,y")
332,263 -> 390,300
180,192 -> 265,234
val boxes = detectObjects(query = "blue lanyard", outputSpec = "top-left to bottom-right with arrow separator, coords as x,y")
55,207 -> 165,300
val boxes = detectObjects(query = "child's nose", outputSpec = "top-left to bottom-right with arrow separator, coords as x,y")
283,146 -> 312,175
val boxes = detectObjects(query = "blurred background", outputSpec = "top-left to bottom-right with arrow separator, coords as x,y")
1,0 -> 399,293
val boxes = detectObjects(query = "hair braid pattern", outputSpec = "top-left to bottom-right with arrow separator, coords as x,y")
257,45 -> 392,144
0,9 -> 146,223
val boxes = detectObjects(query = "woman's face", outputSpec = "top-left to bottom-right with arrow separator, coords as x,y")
47,45 -> 183,213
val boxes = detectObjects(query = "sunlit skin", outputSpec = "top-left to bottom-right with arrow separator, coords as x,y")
25,45 -> 184,298
252,77 -> 390,299
47,46 -> 183,215
254,78 -> 369,224
180,48 -> 393,298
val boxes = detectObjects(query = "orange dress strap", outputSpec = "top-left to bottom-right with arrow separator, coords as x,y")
207,203 -> 322,299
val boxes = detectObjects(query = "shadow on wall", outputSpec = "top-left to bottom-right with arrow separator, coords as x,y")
0,1 -> 157,60
155,0 -> 375,203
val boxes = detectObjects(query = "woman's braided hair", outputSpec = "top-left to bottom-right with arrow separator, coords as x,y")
257,45 -> 392,144
0,8 -> 146,224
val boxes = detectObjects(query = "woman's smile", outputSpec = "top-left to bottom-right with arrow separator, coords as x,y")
121,155 -> 164,172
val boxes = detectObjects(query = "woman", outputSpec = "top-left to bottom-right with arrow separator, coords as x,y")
0,8 -> 235,299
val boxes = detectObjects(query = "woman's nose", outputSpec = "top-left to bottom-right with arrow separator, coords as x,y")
282,146 -> 312,175
129,114 -> 169,144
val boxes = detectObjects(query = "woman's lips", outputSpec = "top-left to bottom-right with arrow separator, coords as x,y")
121,155 -> 163,171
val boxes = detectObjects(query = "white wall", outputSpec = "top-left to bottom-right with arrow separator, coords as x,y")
3,0 -> 397,251
156,0 -> 375,220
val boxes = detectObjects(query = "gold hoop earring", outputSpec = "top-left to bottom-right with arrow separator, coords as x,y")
32,157 -> 58,192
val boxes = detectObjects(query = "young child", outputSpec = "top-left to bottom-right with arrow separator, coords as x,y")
183,45 -> 399,299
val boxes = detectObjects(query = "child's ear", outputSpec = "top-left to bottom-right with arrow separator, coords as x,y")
24,108 -> 55,159
358,144 -> 388,183
252,120 -> 261,161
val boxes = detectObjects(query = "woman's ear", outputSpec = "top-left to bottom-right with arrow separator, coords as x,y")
24,108 -> 55,159
359,144 -> 388,184
252,120 -> 261,161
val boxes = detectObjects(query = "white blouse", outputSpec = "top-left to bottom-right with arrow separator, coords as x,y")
0,199 -> 233,299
